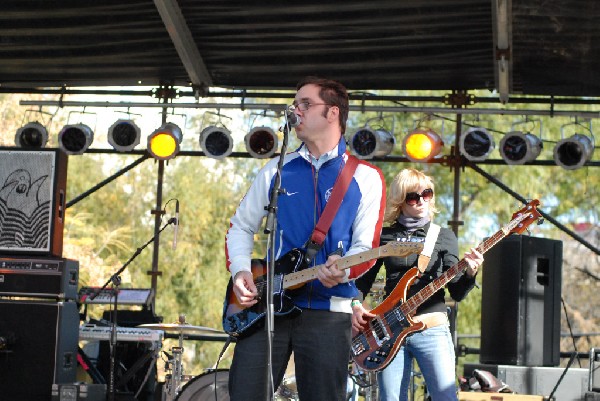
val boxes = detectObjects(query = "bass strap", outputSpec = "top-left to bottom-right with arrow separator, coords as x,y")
304,155 -> 359,264
416,223 -> 440,274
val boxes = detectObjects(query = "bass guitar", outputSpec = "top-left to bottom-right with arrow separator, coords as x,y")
222,240 -> 424,338
351,200 -> 542,371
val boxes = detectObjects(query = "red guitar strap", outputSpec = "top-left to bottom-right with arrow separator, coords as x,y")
304,155 -> 359,264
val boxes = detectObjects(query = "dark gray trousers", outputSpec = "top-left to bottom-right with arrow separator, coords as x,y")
228,309 -> 352,401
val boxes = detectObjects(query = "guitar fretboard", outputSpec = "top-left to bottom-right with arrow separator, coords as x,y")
283,241 -> 424,288
398,209 -> 533,316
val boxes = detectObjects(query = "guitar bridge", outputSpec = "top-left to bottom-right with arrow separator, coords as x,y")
351,335 -> 368,355
370,317 -> 390,346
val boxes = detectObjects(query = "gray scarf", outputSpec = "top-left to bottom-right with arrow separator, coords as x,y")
397,214 -> 430,232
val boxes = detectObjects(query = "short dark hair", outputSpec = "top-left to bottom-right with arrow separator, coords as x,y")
296,76 -> 349,135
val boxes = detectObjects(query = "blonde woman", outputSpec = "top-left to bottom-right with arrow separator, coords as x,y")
352,168 -> 483,401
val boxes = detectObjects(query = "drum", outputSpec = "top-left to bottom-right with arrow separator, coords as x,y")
175,369 -> 352,401
175,369 -> 230,401
275,374 -> 357,401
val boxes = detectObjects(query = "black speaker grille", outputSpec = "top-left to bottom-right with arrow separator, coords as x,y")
480,235 -> 562,367
0,300 -> 79,401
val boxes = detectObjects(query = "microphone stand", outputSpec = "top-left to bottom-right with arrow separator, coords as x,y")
88,217 -> 177,401
262,118 -> 291,401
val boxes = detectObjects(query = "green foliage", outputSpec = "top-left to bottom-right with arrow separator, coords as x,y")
152,157 -> 244,372
50,150 -> 246,372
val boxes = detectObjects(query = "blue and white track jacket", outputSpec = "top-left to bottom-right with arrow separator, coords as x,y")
226,138 -> 385,314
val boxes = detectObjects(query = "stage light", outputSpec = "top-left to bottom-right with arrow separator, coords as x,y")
147,122 -> 183,160
402,128 -> 444,162
199,126 -> 233,159
553,134 -> 594,170
58,124 -> 94,155
108,119 -> 141,152
15,122 -> 48,149
499,131 -> 542,165
349,126 -> 395,159
460,127 -> 495,161
245,126 -> 278,159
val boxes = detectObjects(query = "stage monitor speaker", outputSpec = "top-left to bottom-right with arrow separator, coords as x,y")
0,147 -> 68,257
0,299 -> 79,401
480,235 -> 562,367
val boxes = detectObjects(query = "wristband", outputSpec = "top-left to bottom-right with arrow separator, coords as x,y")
351,300 -> 362,308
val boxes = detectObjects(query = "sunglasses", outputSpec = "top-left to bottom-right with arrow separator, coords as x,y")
405,188 -> 434,205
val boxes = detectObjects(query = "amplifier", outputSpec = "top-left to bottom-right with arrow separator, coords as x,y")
0,256 -> 78,300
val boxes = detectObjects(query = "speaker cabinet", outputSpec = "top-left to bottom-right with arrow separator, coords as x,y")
0,300 -> 79,401
0,148 -> 68,257
480,235 -> 562,367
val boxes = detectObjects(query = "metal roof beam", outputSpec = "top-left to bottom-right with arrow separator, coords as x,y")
492,0 -> 512,104
153,0 -> 212,90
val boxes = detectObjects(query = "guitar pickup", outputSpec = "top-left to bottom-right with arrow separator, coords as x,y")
351,335 -> 368,355
370,317 -> 390,346
393,308 -> 409,328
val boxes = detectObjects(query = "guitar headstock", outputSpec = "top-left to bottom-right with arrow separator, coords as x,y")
382,240 -> 425,257
509,199 -> 542,235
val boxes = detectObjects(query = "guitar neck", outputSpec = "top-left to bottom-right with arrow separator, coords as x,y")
282,246 -> 388,289
399,221 -> 519,316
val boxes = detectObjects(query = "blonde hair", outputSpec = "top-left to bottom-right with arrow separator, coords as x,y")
384,168 -> 438,222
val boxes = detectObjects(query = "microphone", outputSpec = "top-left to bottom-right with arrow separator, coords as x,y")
285,105 -> 301,128
172,200 -> 179,250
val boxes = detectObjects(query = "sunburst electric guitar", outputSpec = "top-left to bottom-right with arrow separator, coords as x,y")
351,200 -> 542,371
222,241 -> 424,338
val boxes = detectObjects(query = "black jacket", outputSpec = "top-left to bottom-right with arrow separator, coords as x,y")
355,221 -> 476,315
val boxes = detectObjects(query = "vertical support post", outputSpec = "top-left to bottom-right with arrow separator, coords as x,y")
149,160 -> 165,295
146,94 -> 171,310
449,113 -> 463,236
448,109 -> 464,362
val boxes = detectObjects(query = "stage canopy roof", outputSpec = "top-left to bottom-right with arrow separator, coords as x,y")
2,0 -> 600,98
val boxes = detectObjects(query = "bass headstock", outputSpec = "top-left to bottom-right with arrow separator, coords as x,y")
509,199 -> 542,235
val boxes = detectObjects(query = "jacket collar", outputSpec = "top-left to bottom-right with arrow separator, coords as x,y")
297,136 -> 346,168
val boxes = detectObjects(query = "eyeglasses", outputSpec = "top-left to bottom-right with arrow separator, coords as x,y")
292,101 -> 332,112
405,188 -> 434,206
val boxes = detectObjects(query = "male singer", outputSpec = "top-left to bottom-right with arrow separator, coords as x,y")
225,76 -> 386,401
